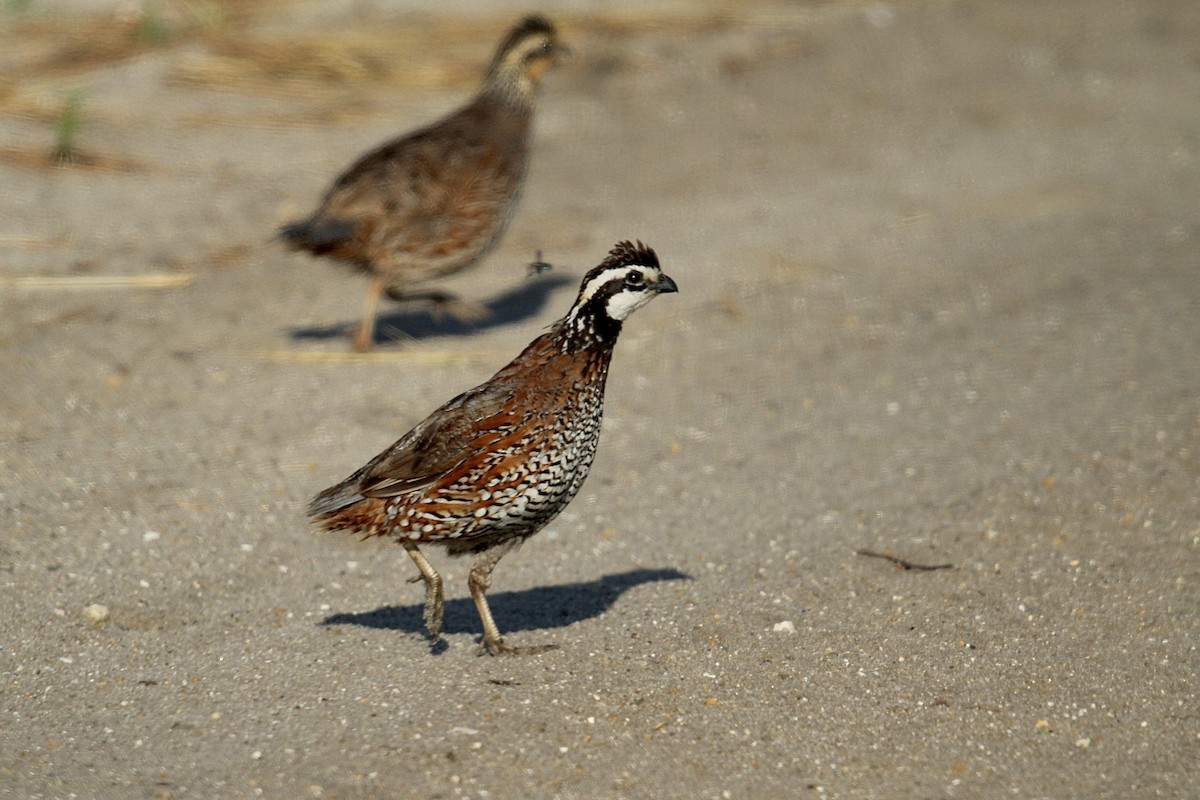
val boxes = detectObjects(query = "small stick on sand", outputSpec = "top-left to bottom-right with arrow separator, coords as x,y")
855,549 -> 953,571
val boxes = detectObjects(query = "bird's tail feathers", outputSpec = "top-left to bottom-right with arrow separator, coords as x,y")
307,481 -> 365,520
278,218 -> 357,254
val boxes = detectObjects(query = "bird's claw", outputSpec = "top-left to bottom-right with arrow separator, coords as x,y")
477,638 -> 559,657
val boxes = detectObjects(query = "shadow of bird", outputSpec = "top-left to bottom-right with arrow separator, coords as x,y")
321,567 -> 690,646
290,270 -> 573,345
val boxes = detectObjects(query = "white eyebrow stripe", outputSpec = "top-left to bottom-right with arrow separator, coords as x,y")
575,268 -> 626,305
575,265 -> 656,306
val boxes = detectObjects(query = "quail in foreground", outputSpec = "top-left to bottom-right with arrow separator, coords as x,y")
308,241 -> 677,654
280,15 -> 566,351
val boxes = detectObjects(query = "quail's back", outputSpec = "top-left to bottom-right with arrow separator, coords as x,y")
308,241 -> 677,654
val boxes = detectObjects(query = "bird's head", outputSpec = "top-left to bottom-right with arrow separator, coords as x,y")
561,241 -> 678,347
488,15 -> 567,97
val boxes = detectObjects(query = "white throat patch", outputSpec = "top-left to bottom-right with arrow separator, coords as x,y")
603,287 -> 656,321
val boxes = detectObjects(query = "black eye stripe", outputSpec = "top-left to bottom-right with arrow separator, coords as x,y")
592,275 -> 643,303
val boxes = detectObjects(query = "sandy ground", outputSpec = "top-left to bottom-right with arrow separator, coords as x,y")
2,0 -> 1198,797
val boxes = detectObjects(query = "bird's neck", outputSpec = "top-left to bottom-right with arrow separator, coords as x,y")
554,308 -> 622,355
479,71 -> 538,109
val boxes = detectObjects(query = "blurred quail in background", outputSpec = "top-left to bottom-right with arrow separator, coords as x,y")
281,15 -> 566,351
308,241 -> 677,654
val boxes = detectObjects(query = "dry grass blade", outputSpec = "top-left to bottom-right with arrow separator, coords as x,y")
167,23 -> 486,94
0,144 -> 154,174
0,2 -> 271,81
0,235 -> 68,249
0,273 -> 195,290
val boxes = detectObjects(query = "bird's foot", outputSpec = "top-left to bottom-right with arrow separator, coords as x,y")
424,605 -> 444,641
384,288 -> 491,325
421,590 -> 444,640
477,637 -> 559,657
407,571 -> 445,639
432,294 -> 491,325
400,290 -> 489,323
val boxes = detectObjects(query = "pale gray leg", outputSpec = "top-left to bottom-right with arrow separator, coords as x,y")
468,539 -> 556,656
403,543 -> 444,641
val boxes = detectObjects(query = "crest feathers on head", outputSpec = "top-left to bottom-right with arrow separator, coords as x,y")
598,240 -> 659,272
497,14 -> 557,55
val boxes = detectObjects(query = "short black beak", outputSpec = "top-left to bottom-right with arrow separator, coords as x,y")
656,274 -> 679,294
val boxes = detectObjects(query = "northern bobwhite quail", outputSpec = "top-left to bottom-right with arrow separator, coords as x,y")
280,15 -> 566,351
308,241 -> 677,654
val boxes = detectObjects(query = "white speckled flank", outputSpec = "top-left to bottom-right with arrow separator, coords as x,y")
373,372 -> 608,547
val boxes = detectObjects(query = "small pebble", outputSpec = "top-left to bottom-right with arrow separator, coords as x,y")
1074,737 -> 1091,749
772,620 -> 796,634
83,603 -> 109,624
